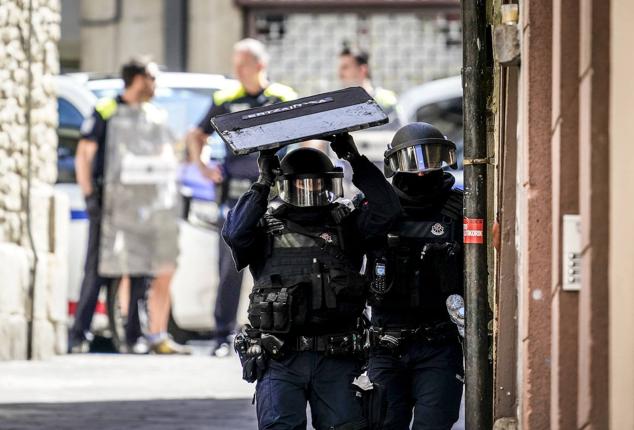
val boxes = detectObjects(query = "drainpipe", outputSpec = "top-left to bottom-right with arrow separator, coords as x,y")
461,0 -> 493,428
25,0 -> 39,361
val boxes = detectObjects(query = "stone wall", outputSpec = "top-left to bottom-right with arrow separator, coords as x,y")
0,0 -> 69,360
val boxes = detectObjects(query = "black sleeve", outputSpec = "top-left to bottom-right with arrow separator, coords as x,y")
221,183 -> 271,271
79,109 -> 106,144
197,102 -> 226,135
348,155 -> 402,241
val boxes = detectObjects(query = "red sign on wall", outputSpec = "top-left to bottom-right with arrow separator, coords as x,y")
464,217 -> 485,244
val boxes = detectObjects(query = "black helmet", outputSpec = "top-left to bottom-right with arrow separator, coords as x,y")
277,148 -> 344,207
384,122 -> 457,177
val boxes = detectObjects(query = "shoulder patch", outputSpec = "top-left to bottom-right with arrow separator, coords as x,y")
94,98 -> 118,120
213,84 -> 246,106
263,83 -> 298,102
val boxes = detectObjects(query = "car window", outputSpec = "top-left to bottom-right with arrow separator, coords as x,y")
415,97 -> 464,167
58,97 -> 85,129
57,98 -> 85,184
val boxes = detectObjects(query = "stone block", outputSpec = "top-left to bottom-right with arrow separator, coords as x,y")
0,314 -> 28,361
53,320 -> 67,355
31,318 -> 55,360
26,182 -> 53,253
47,253 -> 68,323
32,250 -> 50,321
0,242 -> 30,316
51,190 -> 69,257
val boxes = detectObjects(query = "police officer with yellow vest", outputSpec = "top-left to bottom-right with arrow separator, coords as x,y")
70,58 -> 187,355
187,38 -> 297,357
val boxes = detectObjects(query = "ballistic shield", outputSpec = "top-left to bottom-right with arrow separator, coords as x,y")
99,102 -> 180,277
210,87 -> 388,155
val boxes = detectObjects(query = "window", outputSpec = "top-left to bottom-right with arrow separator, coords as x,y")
58,97 -> 84,129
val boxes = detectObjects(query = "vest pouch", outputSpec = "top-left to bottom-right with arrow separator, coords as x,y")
273,288 -> 290,331
328,269 -> 367,299
247,290 -> 275,331
258,301 -> 274,330
420,242 -> 462,295
249,283 -> 309,334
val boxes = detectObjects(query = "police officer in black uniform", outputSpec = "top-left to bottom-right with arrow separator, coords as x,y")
222,135 -> 400,429
367,122 -> 465,430
188,38 -> 297,356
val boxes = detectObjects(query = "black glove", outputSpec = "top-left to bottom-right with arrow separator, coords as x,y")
257,149 -> 280,186
329,133 -> 360,162
242,343 -> 268,383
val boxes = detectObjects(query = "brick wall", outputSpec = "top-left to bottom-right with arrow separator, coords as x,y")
0,0 -> 69,361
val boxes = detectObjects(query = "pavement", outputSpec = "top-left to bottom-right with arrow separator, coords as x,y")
0,346 -> 465,430
0,348 -> 256,430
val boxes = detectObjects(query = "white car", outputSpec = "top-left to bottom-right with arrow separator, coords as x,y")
56,73 -> 252,349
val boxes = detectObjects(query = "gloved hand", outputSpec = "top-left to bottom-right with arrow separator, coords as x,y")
329,133 -> 360,161
242,343 -> 268,383
446,294 -> 465,337
257,149 -> 280,186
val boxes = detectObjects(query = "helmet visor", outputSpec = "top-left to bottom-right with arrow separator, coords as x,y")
277,173 -> 343,207
386,143 -> 457,174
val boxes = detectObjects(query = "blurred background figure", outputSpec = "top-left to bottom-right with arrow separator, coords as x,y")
338,45 -> 398,115
186,38 -> 297,357
70,57 -> 187,355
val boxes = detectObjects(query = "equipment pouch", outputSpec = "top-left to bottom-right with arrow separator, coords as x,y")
249,284 -> 307,333
420,242 -> 462,295
273,289 -> 290,331
234,327 -> 268,383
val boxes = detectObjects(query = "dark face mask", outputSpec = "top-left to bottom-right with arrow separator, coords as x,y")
392,170 -> 453,198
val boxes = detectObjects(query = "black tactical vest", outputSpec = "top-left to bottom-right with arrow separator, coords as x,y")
369,189 -> 463,324
248,204 -> 367,335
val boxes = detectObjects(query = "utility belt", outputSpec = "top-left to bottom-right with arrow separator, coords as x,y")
234,325 -> 367,383
369,321 -> 456,353
286,331 -> 366,358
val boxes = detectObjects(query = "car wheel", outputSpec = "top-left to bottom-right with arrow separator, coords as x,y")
106,278 -> 128,353
167,312 -> 195,345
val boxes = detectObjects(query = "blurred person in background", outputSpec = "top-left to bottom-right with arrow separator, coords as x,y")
338,44 -> 398,115
70,57 -> 188,355
187,38 -> 297,357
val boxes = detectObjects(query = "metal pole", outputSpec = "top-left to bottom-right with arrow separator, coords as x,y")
461,0 -> 493,428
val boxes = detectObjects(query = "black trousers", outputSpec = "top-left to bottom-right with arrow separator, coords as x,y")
70,194 -> 148,344
213,214 -> 244,338
368,339 -> 464,430
256,352 -> 365,430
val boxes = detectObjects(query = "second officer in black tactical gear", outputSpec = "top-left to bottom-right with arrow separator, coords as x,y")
222,134 -> 400,430
367,122 -> 465,430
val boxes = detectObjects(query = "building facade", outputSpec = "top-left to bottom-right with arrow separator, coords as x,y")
0,0 -> 69,361
489,0 -> 634,428
62,0 -> 461,95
